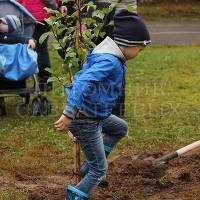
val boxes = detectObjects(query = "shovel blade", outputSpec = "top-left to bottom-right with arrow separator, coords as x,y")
145,151 -> 179,165
144,156 -> 155,162
144,156 -> 167,165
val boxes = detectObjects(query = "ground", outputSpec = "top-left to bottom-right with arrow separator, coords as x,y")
1,149 -> 200,200
1,2 -> 200,199
138,0 -> 200,21
1,44 -> 200,200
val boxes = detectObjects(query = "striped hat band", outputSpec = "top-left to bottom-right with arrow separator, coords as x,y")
1,15 -> 21,33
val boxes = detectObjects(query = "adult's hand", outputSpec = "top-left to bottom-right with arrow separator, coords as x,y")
54,114 -> 72,131
28,39 -> 36,49
59,6 -> 67,14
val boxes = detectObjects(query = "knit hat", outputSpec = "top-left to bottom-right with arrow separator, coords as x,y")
0,15 -> 21,33
113,10 -> 151,47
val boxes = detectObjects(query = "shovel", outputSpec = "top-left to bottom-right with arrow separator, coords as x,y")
145,140 -> 200,164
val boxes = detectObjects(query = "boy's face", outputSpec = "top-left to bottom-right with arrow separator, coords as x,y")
120,46 -> 145,60
0,21 -> 8,33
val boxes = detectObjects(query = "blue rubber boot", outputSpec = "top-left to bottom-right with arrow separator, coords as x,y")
65,185 -> 89,200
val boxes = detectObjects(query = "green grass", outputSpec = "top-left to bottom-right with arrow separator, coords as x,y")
122,45 -> 200,152
1,45 -> 200,198
0,188 -> 28,200
138,0 -> 200,21
192,191 -> 200,200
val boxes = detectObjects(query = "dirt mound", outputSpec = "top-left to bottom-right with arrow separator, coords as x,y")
91,152 -> 200,200
1,150 -> 200,200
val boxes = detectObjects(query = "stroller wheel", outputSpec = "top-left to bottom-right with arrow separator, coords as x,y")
32,97 -> 41,116
41,96 -> 51,116
0,97 -> 6,116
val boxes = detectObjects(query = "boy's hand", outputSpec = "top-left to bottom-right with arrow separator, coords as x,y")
54,114 -> 72,131
59,6 -> 67,14
28,39 -> 36,49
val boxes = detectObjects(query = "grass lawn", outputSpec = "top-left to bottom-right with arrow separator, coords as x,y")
138,0 -> 200,21
1,45 -> 200,198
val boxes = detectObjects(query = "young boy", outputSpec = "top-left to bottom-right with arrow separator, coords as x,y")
54,10 -> 151,200
0,15 -> 35,49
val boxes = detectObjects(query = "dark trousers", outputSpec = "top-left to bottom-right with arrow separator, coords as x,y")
33,22 -> 51,83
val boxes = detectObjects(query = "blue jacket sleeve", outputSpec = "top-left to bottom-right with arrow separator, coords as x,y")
63,58 -> 120,119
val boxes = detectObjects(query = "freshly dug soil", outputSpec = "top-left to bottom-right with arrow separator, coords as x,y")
1,150 -> 200,200
91,152 -> 200,200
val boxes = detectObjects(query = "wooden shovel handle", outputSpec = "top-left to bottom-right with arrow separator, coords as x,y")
73,0 -> 81,185
74,138 -> 81,184
177,140 -> 200,156
155,140 -> 200,164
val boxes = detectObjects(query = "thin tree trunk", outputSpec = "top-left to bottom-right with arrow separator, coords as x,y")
74,0 -> 81,185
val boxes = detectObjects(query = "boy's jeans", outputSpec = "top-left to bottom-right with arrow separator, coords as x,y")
69,114 -> 128,196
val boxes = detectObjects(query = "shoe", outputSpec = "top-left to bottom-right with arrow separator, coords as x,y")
65,185 -> 89,200
98,177 -> 109,188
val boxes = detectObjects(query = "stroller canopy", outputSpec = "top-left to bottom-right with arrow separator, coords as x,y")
0,0 -> 37,36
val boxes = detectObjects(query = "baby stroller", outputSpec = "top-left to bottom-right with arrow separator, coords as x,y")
0,0 -> 51,116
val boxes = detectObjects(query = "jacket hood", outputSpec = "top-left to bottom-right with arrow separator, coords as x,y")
92,36 -> 126,61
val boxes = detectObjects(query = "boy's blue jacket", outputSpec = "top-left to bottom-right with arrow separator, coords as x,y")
63,37 -> 126,119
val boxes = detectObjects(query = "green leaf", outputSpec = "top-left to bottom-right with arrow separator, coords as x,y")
86,1 -> 96,10
57,27 -> 67,35
45,67 -> 54,74
59,39 -> 66,48
52,42 -> 62,50
45,18 -> 54,26
102,8 -> 110,14
39,32 -> 51,44
67,52 -> 77,58
67,26 -> 76,34
83,18 -> 93,27
92,10 -> 105,20
109,3 -> 117,11
45,7 -> 60,15
61,0 -> 75,3
71,11 -> 78,18
93,29 -> 99,37
107,20 -> 114,27
93,23 -> 103,37
48,16 -> 57,24
126,5 -> 134,12
84,29 -> 92,37
55,12 -> 63,18
99,32 -> 106,38
63,35 -> 70,44
47,77 -> 58,83
77,48 -> 84,61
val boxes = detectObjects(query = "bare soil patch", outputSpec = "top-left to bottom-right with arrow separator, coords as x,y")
1,149 -> 200,200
